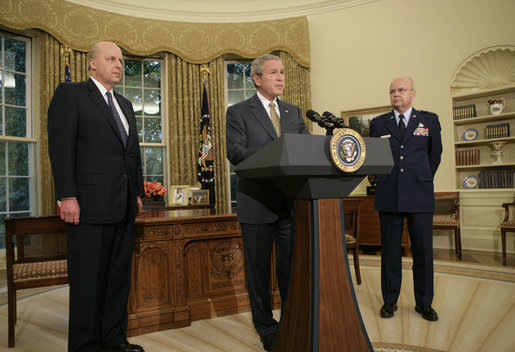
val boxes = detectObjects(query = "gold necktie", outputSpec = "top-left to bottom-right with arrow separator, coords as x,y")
269,102 -> 281,136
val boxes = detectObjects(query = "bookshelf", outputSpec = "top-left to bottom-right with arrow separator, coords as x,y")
452,85 -> 515,190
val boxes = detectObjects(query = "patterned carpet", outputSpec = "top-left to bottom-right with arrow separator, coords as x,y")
0,256 -> 514,352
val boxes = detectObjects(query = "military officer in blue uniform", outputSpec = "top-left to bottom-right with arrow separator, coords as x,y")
370,76 -> 443,321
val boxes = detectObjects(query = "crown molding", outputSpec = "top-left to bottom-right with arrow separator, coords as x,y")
64,0 -> 378,23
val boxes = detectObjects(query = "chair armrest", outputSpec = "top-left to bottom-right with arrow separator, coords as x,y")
502,203 -> 515,223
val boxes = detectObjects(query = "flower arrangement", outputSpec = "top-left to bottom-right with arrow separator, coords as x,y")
143,180 -> 168,201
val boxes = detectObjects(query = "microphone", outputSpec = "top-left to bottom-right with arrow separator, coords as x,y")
322,111 -> 348,128
306,109 -> 323,122
306,110 -> 334,129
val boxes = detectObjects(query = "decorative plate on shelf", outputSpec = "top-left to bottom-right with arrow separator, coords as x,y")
463,175 -> 479,189
462,128 -> 479,141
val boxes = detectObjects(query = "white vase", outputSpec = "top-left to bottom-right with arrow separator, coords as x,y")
490,141 -> 506,164
490,103 -> 504,115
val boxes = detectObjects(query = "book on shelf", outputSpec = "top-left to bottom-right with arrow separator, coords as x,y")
479,169 -> 515,189
455,148 -> 480,166
453,104 -> 477,120
485,123 -> 510,139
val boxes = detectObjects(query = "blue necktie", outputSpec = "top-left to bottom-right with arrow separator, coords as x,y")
106,91 -> 128,147
398,114 -> 406,139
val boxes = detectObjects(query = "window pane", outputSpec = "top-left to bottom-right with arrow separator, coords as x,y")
228,90 -> 244,106
9,177 -> 29,211
5,106 -> 26,137
227,64 -> 244,89
145,175 -> 163,184
144,147 -> 163,175
0,33 -> 33,249
120,57 -> 164,189
5,72 -> 26,106
124,59 -> 142,87
144,117 -> 162,143
0,177 -> 6,211
136,116 -> 143,142
8,142 -> 29,176
0,141 -> 5,175
144,61 -> 161,88
144,89 -> 161,116
5,37 -> 26,73
245,88 -> 257,98
245,65 -> 253,88
125,88 -> 143,115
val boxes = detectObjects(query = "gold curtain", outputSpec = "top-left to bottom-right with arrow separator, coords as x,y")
34,39 -> 312,216
279,51 -> 312,132
39,32 -> 89,215
167,54 -> 228,212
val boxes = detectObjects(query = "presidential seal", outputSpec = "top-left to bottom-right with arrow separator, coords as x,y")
329,128 -> 366,173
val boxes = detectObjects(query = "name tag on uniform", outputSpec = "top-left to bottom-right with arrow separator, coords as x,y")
381,134 -> 391,138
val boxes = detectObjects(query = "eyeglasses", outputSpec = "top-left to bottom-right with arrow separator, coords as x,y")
389,88 -> 413,95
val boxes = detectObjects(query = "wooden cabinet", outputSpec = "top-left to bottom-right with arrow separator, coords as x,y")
346,196 -> 410,253
453,85 -> 515,190
127,209 -> 260,336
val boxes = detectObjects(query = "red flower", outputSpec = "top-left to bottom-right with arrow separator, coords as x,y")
143,181 -> 167,199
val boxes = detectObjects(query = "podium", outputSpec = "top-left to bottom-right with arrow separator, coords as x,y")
235,134 -> 393,352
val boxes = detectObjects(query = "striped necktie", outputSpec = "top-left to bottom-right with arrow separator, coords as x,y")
106,91 -> 128,147
269,102 -> 281,136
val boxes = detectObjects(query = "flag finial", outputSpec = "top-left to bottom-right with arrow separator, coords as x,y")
201,64 -> 210,83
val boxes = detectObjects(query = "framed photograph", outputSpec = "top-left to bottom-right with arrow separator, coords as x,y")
341,105 -> 391,137
188,186 -> 200,203
191,189 -> 210,205
170,185 -> 189,206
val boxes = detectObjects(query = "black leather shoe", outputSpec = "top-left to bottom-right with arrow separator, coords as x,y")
379,303 -> 398,318
415,305 -> 438,321
103,343 -> 145,352
260,333 -> 276,352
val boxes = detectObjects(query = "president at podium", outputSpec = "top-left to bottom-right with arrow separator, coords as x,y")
225,53 -> 309,352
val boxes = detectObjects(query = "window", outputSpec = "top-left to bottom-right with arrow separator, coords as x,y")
0,33 -> 34,248
119,58 -> 166,189
225,61 -> 256,211
227,61 -> 256,106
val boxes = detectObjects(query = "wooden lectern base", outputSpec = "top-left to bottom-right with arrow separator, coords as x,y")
273,198 -> 372,352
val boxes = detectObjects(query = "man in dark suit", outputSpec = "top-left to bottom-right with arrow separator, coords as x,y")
226,54 -> 309,351
47,42 -> 145,352
370,76 -> 442,322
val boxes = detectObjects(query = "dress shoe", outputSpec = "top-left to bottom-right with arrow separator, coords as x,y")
103,343 -> 145,352
415,305 -> 438,321
260,333 -> 276,352
379,303 -> 398,318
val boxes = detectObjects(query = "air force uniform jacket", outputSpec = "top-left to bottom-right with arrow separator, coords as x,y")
370,109 -> 443,213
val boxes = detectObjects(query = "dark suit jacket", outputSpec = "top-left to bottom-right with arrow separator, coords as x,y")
226,94 -> 310,223
370,108 -> 442,213
48,78 -> 144,223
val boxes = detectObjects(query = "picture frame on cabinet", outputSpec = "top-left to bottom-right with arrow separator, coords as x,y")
341,105 -> 391,137
191,189 -> 210,205
170,185 -> 189,205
